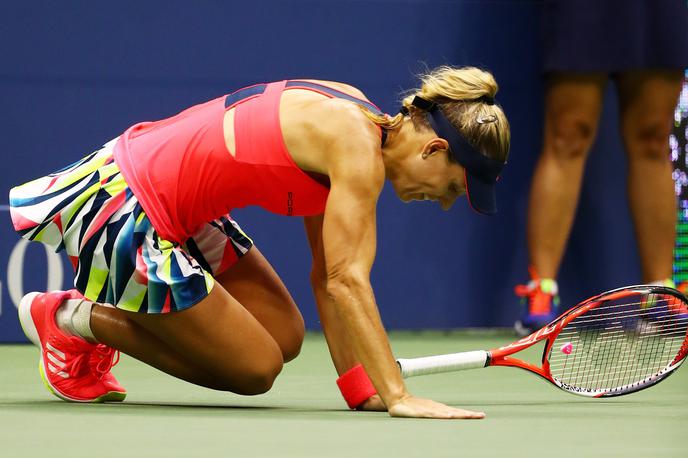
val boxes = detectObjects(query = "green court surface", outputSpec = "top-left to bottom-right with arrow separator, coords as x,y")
1,331 -> 686,458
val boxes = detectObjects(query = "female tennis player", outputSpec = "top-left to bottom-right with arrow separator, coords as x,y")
9,66 -> 510,419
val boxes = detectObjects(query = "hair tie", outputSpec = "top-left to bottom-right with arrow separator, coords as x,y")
399,106 -> 409,116
477,95 -> 495,105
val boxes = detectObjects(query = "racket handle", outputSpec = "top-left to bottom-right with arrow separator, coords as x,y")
397,350 -> 489,378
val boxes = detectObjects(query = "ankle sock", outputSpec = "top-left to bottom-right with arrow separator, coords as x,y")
539,278 -> 559,295
55,299 -> 97,342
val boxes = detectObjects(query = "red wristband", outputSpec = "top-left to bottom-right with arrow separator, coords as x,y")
336,364 -> 377,409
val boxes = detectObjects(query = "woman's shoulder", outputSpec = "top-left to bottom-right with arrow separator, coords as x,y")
282,100 -> 384,182
294,79 -> 369,101
280,79 -> 384,179
305,96 -> 383,159
282,85 -> 381,151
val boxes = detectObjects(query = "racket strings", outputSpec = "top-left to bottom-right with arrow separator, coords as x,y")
562,328 -> 676,392
556,316 -> 684,391
575,318 -> 681,391
551,319 -> 688,353
552,337 -> 674,388
548,293 -> 688,395
567,298 -> 678,320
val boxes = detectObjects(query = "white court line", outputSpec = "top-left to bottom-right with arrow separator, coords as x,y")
0,205 -> 10,211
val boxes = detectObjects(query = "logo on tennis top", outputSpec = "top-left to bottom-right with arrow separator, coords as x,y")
287,192 -> 294,216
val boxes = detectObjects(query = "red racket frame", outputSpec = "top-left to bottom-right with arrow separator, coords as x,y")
485,286 -> 688,397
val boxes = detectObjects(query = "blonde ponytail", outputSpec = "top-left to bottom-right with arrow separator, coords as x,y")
401,66 -> 510,163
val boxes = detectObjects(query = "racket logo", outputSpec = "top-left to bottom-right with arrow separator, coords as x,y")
557,381 -> 592,394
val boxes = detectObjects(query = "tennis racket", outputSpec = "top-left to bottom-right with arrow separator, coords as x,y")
396,285 -> 688,397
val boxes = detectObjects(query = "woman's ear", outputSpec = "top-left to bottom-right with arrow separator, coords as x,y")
421,138 -> 449,159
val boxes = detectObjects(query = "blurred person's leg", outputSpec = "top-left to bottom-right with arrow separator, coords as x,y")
617,70 -> 682,283
527,74 -> 607,278
515,74 -> 607,334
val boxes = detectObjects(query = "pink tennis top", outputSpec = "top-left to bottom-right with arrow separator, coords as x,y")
113,80 -> 386,243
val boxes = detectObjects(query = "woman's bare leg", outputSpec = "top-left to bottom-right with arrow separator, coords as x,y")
90,304 -> 229,389
91,281 -> 283,394
214,247 -> 305,362
617,70 -> 682,282
527,73 -> 607,278
89,247 -> 304,393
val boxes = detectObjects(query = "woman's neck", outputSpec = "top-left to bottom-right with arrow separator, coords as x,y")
381,118 -> 430,178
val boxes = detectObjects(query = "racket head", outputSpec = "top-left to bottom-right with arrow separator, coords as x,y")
540,285 -> 688,397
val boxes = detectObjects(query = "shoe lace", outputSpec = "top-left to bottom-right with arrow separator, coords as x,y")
91,344 -> 120,379
514,265 -> 542,298
514,283 -> 550,312
52,350 -> 91,378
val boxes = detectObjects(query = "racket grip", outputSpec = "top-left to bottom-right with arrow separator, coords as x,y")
397,350 -> 489,378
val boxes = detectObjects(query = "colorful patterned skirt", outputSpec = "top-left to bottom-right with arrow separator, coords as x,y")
9,138 -> 253,313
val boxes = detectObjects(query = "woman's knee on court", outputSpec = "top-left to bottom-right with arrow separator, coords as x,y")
234,335 -> 284,394
212,346 -> 284,395
544,112 -> 598,161
279,313 -> 305,363
234,359 -> 284,395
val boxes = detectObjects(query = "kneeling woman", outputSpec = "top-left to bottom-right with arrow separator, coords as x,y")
10,66 -> 510,419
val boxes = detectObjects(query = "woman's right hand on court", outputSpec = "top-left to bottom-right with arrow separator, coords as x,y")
387,395 -> 486,420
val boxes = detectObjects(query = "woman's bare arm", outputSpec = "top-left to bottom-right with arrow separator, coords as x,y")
304,214 -> 386,410
319,145 -> 409,406
301,104 -> 485,419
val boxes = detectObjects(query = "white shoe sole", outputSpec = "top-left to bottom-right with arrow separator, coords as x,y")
18,292 -> 41,347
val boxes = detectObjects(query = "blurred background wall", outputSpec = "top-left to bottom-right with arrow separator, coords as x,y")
0,1 -> 672,340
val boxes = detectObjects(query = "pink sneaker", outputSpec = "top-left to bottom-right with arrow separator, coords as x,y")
18,290 -> 126,403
